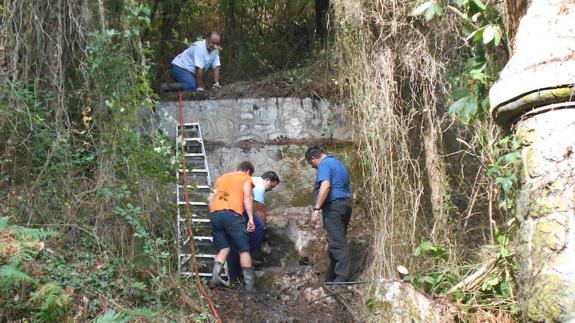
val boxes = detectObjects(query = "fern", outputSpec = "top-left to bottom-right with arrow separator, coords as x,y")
93,309 -> 131,323
128,307 -> 155,319
7,246 -> 39,265
29,282 -> 70,321
0,263 -> 35,285
14,227 -> 59,240
0,216 -> 10,230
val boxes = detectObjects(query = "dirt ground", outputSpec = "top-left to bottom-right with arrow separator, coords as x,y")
205,210 -> 370,323
157,68 -> 337,102
209,276 -> 359,322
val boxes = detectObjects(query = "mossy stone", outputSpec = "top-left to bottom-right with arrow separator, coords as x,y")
525,274 -> 565,321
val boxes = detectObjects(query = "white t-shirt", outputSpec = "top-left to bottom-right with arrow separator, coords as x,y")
252,177 -> 266,204
171,39 -> 221,73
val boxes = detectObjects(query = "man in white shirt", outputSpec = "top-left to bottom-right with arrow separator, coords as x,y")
161,31 -> 222,92
227,171 -> 281,283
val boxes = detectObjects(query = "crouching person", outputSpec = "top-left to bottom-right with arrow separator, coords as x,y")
208,161 -> 256,293
227,171 -> 280,282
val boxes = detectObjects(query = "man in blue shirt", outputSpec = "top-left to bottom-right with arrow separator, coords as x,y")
305,146 -> 352,282
160,31 -> 222,92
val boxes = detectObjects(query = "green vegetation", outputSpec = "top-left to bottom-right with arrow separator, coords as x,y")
0,1 -> 206,320
0,0 -> 551,321
332,0 -> 524,320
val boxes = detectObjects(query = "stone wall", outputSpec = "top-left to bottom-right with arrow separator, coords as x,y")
514,109 -> 575,321
488,0 -> 575,320
156,97 -> 354,209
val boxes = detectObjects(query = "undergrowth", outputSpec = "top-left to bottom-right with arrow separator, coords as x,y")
0,0 -> 209,320
332,0 -> 521,321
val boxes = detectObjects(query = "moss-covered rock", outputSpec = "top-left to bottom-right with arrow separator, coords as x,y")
524,274 -> 568,321
366,279 -> 452,322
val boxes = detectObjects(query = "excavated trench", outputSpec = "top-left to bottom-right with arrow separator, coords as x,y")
209,207 -> 368,322
157,96 -> 368,321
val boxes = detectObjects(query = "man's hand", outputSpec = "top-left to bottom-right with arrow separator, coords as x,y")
212,82 -> 221,90
247,218 -> 255,232
310,209 -> 321,228
196,87 -> 205,92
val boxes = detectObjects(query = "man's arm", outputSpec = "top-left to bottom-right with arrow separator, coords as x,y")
195,67 -> 205,89
254,202 -> 267,224
207,190 -> 216,209
243,181 -> 255,232
310,180 -> 330,226
315,180 -> 331,210
213,66 -> 220,84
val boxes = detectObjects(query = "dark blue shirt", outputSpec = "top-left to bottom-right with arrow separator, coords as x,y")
314,154 -> 351,206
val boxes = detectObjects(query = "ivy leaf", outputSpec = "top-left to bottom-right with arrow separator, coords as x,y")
452,87 -> 473,100
493,26 -> 502,46
464,26 -> 484,44
471,0 -> 487,10
448,95 -> 478,121
423,275 -> 437,284
483,25 -> 495,44
425,2 -> 443,21
500,151 -> 521,163
495,175 -> 516,191
411,1 -> 435,16
414,240 -> 435,256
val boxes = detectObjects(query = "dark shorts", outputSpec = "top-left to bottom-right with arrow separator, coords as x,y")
210,210 -> 250,252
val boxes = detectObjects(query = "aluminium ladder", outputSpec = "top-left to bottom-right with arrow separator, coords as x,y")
175,122 -> 218,278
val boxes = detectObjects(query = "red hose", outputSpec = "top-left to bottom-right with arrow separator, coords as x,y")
178,91 -> 223,323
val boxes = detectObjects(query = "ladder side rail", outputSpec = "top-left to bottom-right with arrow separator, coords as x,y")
197,124 -> 212,185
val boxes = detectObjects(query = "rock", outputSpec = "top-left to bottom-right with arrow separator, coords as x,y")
255,265 -> 337,307
368,279 -> 452,323
269,207 -> 316,253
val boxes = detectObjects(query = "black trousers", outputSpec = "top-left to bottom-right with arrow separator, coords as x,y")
322,199 -> 352,281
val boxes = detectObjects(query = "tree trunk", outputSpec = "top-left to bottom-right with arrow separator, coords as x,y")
315,0 -> 329,41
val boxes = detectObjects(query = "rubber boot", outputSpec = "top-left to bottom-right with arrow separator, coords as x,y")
158,82 -> 182,92
208,261 -> 229,288
242,267 -> 256,294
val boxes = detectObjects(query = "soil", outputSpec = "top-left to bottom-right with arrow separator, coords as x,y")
157,69 -> 337,102
209,272 -> 358,323
204,209 -> 370,323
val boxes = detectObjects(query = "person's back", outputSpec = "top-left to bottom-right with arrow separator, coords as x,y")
210,171 -> 252,215
208,161 -> 257,294
315,155 -> 351,204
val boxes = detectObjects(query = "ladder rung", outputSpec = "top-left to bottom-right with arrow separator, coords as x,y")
178,169 -> 208,173
178,201 -> 208,206
179,122 -> 200,127
181,272 -> 212,277
194,236 -> 213,241
180,253 -> 216,259
191,218 -> 211,223
184,153 -> 206,157
178,217 -> 211,222
178,185 -> 211,190
196,254 -> 216,258
183,137 -> 202,142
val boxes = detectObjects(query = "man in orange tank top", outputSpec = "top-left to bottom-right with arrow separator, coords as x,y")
208,161 -> 257,293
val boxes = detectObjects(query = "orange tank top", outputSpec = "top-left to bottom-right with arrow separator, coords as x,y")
210,171 -> 252,215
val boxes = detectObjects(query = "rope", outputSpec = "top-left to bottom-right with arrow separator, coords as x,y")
178,91 -> 223,323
